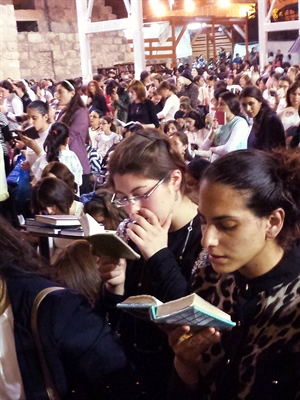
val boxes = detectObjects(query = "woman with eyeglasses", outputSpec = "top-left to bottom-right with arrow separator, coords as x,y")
92,116 -> 121,159
88,108 -> 103,145
97,129 -> 202,400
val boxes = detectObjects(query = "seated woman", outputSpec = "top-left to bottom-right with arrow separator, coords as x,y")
98,129 -> 202,400
184,110 -> 211,159
240,85 -> 285,151
31,177 -> 83,263
0,216 -> 137,399
277,81 -> 300,139
92,116 -> 121,159
84,188 -> 127,229
32,122 -> 83,194
52,240 -> 102,305
202,91 -> 250,162
167,148 -> 300,400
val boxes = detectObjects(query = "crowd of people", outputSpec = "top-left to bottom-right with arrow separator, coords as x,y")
0,48 -> 300,399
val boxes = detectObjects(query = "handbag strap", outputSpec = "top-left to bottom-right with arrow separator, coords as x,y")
31,287 -> 65,400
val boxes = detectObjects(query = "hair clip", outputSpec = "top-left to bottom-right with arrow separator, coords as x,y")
52,129 -> 58,135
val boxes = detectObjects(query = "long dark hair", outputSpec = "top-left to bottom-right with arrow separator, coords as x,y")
44,122 -> 69,163
31,177 -> 74,215
58,79 -> 85,126
0,217 -> 50,277
240,85 -> 272,134
286,81 -> 300,114
201,148 -> 300,249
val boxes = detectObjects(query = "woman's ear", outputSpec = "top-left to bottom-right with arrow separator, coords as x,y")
266,208 -> 285,239
169,169 -> 182,192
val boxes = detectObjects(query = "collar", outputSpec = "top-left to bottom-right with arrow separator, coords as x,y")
234,246 -> 300,298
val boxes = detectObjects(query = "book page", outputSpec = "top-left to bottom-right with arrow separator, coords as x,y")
79,213 -> 105,236
156,293 -> 231,321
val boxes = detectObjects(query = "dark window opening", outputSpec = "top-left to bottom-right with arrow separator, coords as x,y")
13,0 -> 35,10
17,21 -> 39,32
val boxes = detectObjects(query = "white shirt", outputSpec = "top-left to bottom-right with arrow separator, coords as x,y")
157,93 -> 180,121
25,126 -> 50,168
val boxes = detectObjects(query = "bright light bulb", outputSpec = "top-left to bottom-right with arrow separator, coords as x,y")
217,0 -> 230,8
150,0 -> 166,17
184,0 -> 195,12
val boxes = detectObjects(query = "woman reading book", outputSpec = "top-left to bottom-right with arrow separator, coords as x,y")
98,129 -> 202,399
167,148 -> 300,400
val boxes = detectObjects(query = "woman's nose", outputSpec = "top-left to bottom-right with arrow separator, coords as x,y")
201,225 -> 219,248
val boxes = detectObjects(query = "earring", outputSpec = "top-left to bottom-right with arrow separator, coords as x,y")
175,191 -> 179,201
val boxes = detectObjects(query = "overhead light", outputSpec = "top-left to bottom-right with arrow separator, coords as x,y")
150,0 -> 167,17
217,0 -> 230,8
184,0 -> 195,12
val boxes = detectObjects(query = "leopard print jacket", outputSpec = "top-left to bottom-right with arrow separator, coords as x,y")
189,247 -> 300,400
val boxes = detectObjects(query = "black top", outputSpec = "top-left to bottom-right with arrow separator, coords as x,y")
247,110 -> 285,150
89,94 -> 109,115
101,214 -> 202,400
127,99 -> 160,128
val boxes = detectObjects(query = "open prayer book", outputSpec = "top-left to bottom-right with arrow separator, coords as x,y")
117,293 -> 236,329
116,119 -> 136,129
79,213 -> 140,260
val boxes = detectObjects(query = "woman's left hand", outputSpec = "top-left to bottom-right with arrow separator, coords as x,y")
127,207 -> 172,260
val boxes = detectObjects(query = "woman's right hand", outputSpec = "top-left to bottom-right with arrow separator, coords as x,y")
166,325 -> 221,386
21,161 -> 30,171
96,255 -> 127,295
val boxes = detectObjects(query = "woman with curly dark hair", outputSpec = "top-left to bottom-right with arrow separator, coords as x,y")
56,79 -> 90,193
240,85 -> 285,150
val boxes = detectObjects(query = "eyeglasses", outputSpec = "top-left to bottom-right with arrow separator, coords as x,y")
90,115 -> 99,118
111,177 -> 167,208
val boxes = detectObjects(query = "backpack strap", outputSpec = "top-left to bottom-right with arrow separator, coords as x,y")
31,287 -> 65,400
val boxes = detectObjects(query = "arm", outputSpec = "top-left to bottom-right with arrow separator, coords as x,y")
211,119 -> 249,155
157,96 -> 174,120
146,99 -> 160,128
68,108 -> 89,149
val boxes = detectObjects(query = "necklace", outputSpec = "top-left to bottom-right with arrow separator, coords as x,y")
179,218 -> 194,260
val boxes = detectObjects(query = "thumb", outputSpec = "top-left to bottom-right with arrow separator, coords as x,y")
162,212 -> 172,232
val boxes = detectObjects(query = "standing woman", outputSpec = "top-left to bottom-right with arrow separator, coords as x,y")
0,80 -> 23,131
202,91 -> 249,162
240,85 -> 285,150
56,79 -> 90,193
98,129 -> 202,399
127,80 -> 160,128
167,149 -> 300,400
157,81 -> 180,121
86,79 -> 109,116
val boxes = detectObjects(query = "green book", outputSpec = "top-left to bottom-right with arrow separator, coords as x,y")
117,293 -> 235,329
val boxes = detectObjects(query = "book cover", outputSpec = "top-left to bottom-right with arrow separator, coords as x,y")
116,119 -> 136,129
60,228 -> 85,237
26,225 -> 61,235
35,215 -> 81,227
117,293 -> 235,329
79,213 -> 141,260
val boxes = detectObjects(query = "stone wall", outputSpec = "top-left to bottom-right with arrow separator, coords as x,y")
17,30 -> 131,81
0,0 -> 132,81
0,5 -> 21,80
